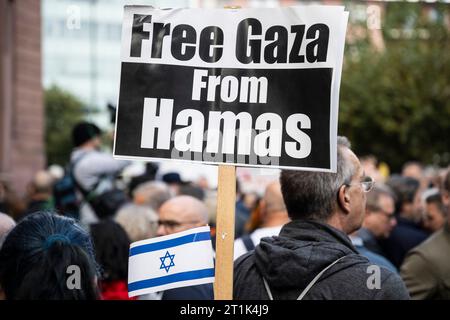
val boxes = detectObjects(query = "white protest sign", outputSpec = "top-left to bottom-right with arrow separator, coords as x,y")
114,6 -> 348,172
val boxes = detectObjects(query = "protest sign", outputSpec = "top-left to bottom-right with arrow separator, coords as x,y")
118,5 -> 349,300
114,6 -> 348,172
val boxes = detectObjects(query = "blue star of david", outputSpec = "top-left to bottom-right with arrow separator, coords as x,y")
159,251 -> 175,273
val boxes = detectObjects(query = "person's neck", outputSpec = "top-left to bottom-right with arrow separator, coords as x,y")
30,193 -> 50,202
78,143 -> 97,151
361,221 -> 379,238
399,211 -> 419,223
326,212 -> 348,234
262,211 -> 290,228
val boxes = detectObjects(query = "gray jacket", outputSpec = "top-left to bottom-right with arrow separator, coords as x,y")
234,220 -> 410,300
71,148 -> 129,192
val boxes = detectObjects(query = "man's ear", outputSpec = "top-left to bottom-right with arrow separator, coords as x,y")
442,190 -> 450,207
337,185 -> 351,214
0,285 -> 5,300
259,199 -> 267,215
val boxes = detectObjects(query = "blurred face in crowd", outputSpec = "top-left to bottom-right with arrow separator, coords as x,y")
364,194 -> 396,238
423,202 -> 446,233
401,187 -> 424,223
243,192 -> 259,211
412,189 -> 424,222
402,163 -> 423,182
157,196 -> 208,236
91,136 -> 102,150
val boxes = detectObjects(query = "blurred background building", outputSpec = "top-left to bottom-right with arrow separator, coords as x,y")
0,0 -> 45,195
42,0 -> 194,127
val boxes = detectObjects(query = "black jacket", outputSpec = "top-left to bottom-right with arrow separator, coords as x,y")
381,217 -> 429,268
234,220 -> 410,300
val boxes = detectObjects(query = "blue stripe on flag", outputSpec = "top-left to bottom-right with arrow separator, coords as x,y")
128,268 -> 215,292
129,231 -> 211,257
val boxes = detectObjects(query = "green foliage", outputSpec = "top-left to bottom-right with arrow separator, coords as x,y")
339,3 -> 450,172
45,86 -> 86,166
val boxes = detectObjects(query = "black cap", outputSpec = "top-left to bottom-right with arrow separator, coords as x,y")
72,122 -> 102,147
162,172 -> 183,184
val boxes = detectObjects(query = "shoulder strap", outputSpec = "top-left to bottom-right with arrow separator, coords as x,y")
241,234 -> 255,252
70,152 -> 96,198
263,255 -> 347,300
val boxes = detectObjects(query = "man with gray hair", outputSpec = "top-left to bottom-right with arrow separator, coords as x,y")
234,136 -> 410,300
115,203 -> 159,242
356,184 -> 397,257
233,181 -> 290,260
133,181 -> 172,211
21,170 -> 54,220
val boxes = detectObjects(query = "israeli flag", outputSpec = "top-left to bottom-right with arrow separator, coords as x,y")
128,226 -> 215,297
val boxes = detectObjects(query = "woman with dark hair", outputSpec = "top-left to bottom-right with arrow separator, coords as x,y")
90,219 -> 135,300
0,211 -> 99,300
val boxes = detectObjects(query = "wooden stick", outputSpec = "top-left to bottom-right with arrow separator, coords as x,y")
214,164 -> 236,300
213,5 -> 240,300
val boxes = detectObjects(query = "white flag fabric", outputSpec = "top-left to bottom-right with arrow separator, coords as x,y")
128,226 -> 215,297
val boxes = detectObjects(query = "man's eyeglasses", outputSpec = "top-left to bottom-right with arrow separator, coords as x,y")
368,206 -> 396,220
378,209 -> 396,221
345,176 -> 374,193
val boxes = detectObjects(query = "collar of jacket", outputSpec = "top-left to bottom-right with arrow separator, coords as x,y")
356,227 -> 378,244
444,221 -> 450,240
279,219 -> 359,254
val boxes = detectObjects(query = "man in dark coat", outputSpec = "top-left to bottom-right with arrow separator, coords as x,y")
233,137 -> 410,300
382,176 -> 429,268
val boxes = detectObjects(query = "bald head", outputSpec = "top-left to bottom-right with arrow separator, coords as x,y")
30,170 -> 54,194
157,196 -> 209,236
261,182 -> 289,227
264,182 -> 286,214
0,213 -> 15,247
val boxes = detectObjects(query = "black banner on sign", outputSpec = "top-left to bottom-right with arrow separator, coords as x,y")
114,63 -> 332,170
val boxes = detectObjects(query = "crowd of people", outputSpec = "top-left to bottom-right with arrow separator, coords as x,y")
0,121 -> 449,300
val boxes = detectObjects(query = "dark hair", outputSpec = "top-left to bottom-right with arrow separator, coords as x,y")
424,191 -> 446,217
366,184 -> 396,212
386,175 -> 420,214
179,183 -> 205,201
0,212 -> 99,300
162,172 -> 183,184
72,121 -> 102,147
280,136 -> 355,221
128,163 -> 159,197
90,219 -> 130,282
444,167 -> 450,193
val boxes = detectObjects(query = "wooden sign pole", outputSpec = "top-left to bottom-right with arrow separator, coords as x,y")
214,164 -> 236,300
213,5 -> 240,301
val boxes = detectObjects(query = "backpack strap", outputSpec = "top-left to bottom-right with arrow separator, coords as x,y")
241,234 -> 255,252
69,152 -> 97,200
262,255 -> 347,300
